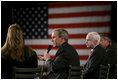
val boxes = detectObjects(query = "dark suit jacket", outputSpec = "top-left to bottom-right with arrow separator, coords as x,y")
105,45 -> 117,79
45,42 -> 80,79
83,45 -> 106,79
1,46 -> 38,79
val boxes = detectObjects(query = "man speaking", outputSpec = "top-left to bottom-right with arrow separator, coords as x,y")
43,29 -> 80,79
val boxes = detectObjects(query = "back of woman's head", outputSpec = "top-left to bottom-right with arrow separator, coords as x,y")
2,24 -> 25,62
7,24 -> 24,49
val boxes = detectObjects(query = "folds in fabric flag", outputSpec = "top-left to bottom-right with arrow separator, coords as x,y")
13,1 -> 111,65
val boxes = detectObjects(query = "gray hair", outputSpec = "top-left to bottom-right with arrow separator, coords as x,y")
53,29 -> 69,42
88,32 -> 100,43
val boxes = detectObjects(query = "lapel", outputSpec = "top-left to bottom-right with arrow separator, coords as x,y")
90,45 -> 100,57
86,45 -> 100,62
84,45 -> 101,68
54,42 -> 67,60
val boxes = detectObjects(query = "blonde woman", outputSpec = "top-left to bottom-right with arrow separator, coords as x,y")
1,24 -> 37,79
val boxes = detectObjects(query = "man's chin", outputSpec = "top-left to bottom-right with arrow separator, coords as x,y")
53,45 -> 58,48
87,46 -> 90,48
53,44 -> 56,48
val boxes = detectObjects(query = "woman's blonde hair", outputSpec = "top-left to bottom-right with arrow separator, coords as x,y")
1,24 -> 25,62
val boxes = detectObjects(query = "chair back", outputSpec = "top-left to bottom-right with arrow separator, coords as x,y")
68,65 -> 83,79
99,64 -> 110,79
12,67 -> 43,79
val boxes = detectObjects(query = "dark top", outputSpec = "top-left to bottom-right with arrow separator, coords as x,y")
105,45 -> 117,79
45,42 -> 80,79
83,45 -> 106,79
1,46 -> 38,79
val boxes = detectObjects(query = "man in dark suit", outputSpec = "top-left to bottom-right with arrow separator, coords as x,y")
100,35 -> 117,79
42,29 -> 80,79
83,32 -> 106,79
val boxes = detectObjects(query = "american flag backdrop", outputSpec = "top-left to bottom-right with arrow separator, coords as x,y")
13,1 -> 111,65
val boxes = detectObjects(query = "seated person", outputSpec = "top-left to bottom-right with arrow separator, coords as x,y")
1,24 -> 38,79
100,35 -> 117,79
40,29 -> 80,79
83,32 -> 106,79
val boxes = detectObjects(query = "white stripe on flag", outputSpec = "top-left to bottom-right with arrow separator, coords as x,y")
49,5 -> 111,14
48,16 -> 110,24
35,49 -> 90,56
38,60 -> 87,66
48,27 -> 110,34
25,39 -> 86,45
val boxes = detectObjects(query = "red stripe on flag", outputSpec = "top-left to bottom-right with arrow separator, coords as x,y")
49,22 -> 110,28
49,11 -> 111,18
26,45 -> 88,49
48,33 -> 110,39
79,55 -> 89,60
72,45 -> 88,49
27,45 -> 57,49
48,1 -> 110,8
48,34 -> 87,39
49,55 -> 89,60
69,34 -> 87,38
37,55 -> 89,60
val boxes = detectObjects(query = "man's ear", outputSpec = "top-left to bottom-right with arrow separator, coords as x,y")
61,36 -> 64,41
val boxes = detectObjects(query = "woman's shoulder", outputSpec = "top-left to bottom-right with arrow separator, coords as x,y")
24,46 -> 33,52
24,46 -> 37,57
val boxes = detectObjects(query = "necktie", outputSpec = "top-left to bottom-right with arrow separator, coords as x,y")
89,49 -> 92,57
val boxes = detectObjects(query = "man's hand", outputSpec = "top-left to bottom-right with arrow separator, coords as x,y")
38,56 -> 45,60
43,52 -> 51,60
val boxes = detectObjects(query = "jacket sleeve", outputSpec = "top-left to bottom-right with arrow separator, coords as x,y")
46,53 -> 68,73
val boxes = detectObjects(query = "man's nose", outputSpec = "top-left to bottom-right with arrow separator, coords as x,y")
85,40 -> 87,44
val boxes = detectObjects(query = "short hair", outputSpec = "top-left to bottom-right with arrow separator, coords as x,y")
100,34 -> 112,45
88,32 -> 100,43
100,34 -> 111,41
53,29 -> 69,42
